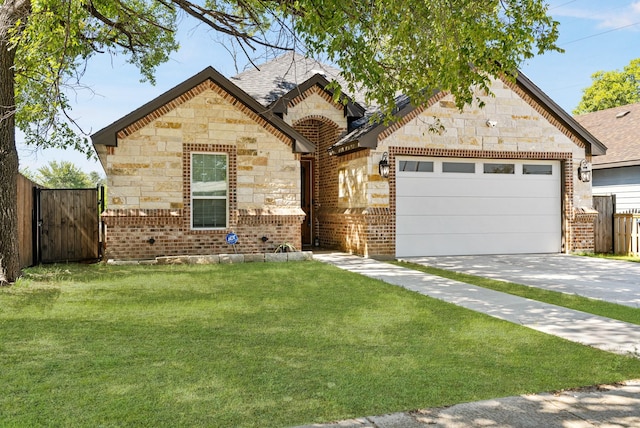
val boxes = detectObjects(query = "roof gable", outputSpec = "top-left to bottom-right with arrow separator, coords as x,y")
329,72 -> 607,157
513,72 -> 606,156
91,66 -> 315,154
575,102 -> 640,168
268,73 -> 365,120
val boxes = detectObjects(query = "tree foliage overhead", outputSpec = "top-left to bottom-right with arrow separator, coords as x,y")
293,0 -> 561,116
1,0 -> 560,284
11,0 -> 180,154
574,58 -> 640,115
8,0 -> 562,154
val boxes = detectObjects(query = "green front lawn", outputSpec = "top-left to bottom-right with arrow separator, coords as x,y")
2,262 -> 640,427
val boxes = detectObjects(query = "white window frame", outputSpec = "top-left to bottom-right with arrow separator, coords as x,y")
190,152 -> 229,230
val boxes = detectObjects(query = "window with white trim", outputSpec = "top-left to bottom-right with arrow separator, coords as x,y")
191,153 -> 228,229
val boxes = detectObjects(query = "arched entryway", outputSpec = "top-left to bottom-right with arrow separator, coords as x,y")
293,117 -> 343,248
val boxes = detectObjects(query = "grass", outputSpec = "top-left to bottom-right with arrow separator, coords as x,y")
2,262 -> 640,427
582,253 -> 640,263
393,261 -> 640,326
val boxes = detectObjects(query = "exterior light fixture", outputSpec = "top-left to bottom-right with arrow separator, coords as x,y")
378,152 -> 390,178
578,159 -> 592,182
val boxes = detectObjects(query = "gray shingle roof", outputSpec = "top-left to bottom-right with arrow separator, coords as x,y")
574,102 -> 640,168
230,52 -> 368,108
329,94 -> 414,153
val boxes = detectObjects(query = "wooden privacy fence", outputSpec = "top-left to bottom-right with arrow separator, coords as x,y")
613,212 -> 640,256
16,173 -> 104,267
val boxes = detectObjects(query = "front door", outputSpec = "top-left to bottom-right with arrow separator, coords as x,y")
301,159 -> 313,247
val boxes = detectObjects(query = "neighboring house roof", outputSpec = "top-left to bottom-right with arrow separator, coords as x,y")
574,102 -> 640,169
91,66 -> 316,154
329,71 -> 608,157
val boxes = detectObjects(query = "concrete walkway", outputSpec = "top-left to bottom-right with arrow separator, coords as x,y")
292,253 -> 640,428
404,254 -> 640,308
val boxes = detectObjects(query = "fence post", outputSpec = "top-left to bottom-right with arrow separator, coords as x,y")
99,185 -> 105,259
635,215 -> 640,256
32,186 -> 42,265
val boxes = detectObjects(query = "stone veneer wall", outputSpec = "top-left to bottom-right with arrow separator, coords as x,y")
101,80 -> 305,260
330,79 -> 597,257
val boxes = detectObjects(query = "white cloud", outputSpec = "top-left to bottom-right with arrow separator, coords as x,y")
551,1 -> 640,31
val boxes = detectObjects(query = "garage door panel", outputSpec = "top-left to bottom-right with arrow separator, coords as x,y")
396,232 -> 561,257
397,196 -> 560,216
396,158 -> 561,257
397,178 -> 482,198
397,214 -> 561,235
397,177 -> 559,198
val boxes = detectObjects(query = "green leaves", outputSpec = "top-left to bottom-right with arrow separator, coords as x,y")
574,58 -> 640,114
287,0 -> 560,116
12,0 -> 179,154
9,0 -> 562,150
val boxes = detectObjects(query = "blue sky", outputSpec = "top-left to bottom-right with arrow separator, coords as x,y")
17,0 -> 640,175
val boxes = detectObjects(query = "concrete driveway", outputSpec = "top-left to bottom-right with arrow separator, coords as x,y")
401,254 -> 640,308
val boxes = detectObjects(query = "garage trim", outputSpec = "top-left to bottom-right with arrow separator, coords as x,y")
386,147 -> 574,257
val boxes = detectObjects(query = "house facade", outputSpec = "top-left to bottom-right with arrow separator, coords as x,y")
92,53 -> 605,260
575,103 -> 640,212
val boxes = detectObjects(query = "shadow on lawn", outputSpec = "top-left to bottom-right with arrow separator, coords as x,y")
2,286 -> 62,312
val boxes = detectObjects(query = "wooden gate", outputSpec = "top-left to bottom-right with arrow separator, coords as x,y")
614,212 -> 640,256
593,194 -> 616,253
35,188 -> 102,263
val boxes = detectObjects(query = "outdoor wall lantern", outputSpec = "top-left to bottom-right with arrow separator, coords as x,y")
378,152 -> 390,178
578,159 -> 592,182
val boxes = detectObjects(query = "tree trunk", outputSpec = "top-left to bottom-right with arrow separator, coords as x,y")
0,0 -> 30,284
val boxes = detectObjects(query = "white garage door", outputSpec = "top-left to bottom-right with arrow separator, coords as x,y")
396,157 -> 562,257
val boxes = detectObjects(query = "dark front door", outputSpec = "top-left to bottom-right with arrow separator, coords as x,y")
301,159 -> 313,247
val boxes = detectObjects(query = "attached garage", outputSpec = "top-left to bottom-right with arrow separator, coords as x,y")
396,157 -> 562,257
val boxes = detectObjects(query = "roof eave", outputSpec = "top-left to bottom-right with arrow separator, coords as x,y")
328,98 -> 422,156
327,132 -> 379,156
592,160 -> 640,169
514,71 -> 608,156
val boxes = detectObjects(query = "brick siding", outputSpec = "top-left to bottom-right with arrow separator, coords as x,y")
102,209 -> 303,259
101,80 -> 305,260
